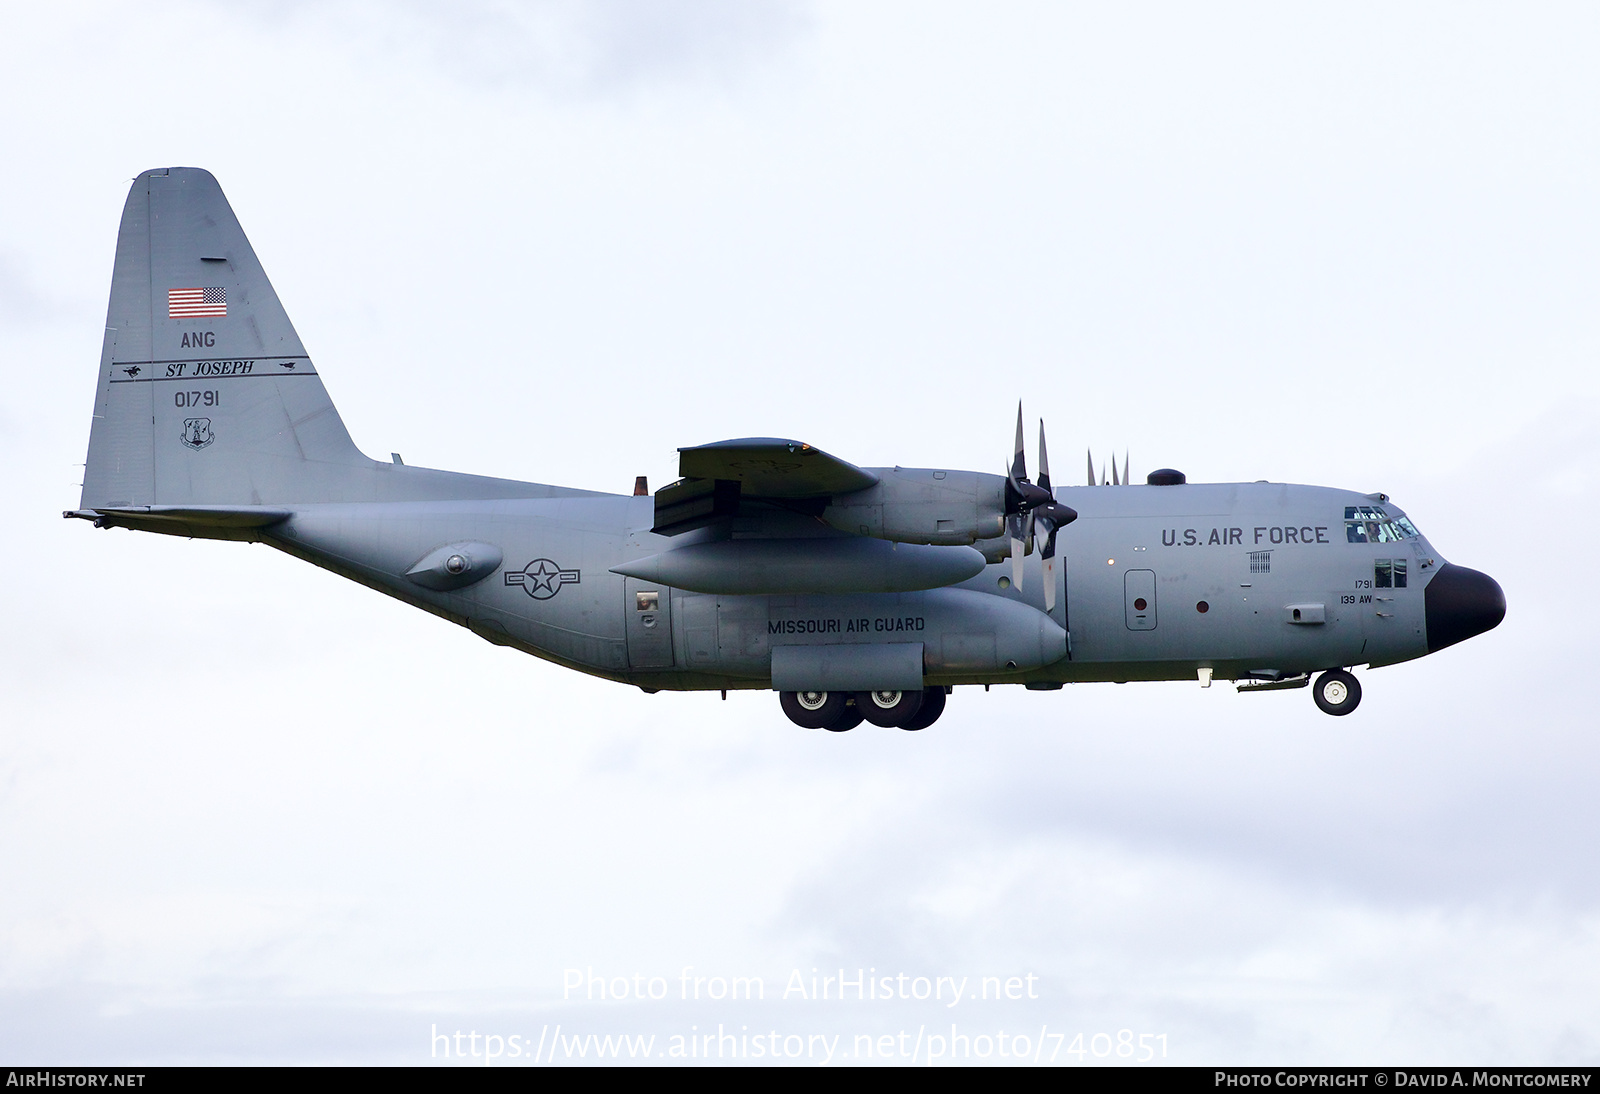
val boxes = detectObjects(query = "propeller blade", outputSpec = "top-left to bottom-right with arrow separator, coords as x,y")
1086,449 -> 1095,487
1037,422 -> 1052,493
1123,451 -> 1130,488
1036,422 -> 1049,585
1010,403 -> 1027,485
1037,515 -> 1056,607
1112,457 -> 1120,486
1009,515 -> 1026,588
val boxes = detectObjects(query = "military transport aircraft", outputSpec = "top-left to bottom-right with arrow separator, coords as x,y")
67,169 -> 1506,730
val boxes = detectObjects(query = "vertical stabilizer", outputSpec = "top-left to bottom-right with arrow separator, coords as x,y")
81,168 -> 368,509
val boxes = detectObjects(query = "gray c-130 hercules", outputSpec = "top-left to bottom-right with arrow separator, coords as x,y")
68,168 -> 1506,729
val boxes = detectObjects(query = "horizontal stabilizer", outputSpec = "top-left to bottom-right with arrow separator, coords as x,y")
65,505 -> 291,533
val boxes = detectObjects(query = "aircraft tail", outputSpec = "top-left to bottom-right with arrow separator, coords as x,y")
80,168 -> 369,511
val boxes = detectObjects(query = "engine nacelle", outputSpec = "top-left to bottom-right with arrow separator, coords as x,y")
821,468 -> 1006,546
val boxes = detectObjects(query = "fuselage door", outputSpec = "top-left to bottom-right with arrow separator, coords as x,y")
1124,569 -> 1157,630
624,577 -> 675,669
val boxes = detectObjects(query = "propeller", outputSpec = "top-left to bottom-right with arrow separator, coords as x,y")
1005,405 -> 1040,589
1032,421 -> 1078,611
1004,405 -> 1077,609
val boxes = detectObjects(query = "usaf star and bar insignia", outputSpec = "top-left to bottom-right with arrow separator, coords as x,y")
505,558 -> 581,600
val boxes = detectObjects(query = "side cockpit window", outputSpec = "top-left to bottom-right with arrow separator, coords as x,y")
1346,505 -> 1419,544
1375,558 -> 1408,588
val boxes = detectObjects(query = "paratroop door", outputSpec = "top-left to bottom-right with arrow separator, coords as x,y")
624,577 -> 674,669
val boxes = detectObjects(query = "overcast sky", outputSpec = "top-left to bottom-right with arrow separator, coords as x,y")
2,0 -> 1598,1066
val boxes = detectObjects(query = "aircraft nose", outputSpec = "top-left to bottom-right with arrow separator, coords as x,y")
1424,563 -> 1506,653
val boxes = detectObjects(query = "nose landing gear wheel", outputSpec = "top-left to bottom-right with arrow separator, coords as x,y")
854,689 -> 925,728
780,690 -> 848,729
1312,669 -> 1362,716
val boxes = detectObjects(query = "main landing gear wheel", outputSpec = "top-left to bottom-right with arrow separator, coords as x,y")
1313,669 -> 1362,716
854,689 -> 925,728
898,687 -> 947,731
780,690 -> 848,729
826,704 -> 864,733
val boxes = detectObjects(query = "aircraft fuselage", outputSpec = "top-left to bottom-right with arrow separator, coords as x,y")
267,478 -> 1460,692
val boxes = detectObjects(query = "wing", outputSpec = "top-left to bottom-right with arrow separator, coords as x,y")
676,438 -> 878,497
636,437 -> 998,594
652,438 -> 879,534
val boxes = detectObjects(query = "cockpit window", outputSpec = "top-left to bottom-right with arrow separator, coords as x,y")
1374,558 -> 1408,588
1345,505 -> 1419,544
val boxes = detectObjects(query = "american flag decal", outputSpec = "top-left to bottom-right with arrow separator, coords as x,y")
168,287 -> 226,318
